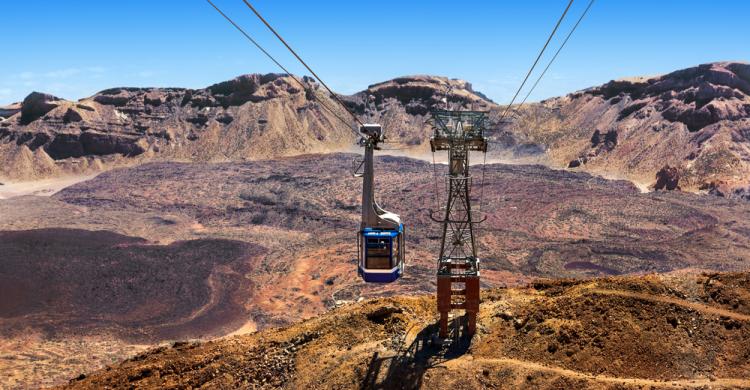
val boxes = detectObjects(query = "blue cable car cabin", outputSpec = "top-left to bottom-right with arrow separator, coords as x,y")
358,226 -> 405,283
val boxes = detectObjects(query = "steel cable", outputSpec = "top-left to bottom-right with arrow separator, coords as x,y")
515,0 -> 596,112
497,0 -> 575,123
205,0 -> 360,138
240,0 -> 365,129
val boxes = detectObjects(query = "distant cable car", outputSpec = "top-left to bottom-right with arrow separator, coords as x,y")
354,124 -> 405,283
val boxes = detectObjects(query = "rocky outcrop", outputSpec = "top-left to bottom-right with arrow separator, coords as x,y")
338,75 -> 497,146
20,92 -> 62,125
513,61 -> 750,194
654,165 -> 680,191
343,75 -> 494,117
591,62 -> 750,132
0,102 -> 21,118
62,108 -> 83,123
566,129 -> 619,169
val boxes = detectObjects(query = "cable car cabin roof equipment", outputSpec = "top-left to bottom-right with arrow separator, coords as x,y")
354,124 -> 405,283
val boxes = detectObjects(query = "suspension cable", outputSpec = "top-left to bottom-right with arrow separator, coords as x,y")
488,0 -> 595,145
497,0 -> 575,123
240,0 -> 365,128
516,0 -> 596,110
205,0 -> 360,137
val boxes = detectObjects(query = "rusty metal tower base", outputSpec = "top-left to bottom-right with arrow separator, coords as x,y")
430,110 -> 487,339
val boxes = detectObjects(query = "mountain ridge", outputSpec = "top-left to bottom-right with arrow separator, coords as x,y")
1,61 -> 749,198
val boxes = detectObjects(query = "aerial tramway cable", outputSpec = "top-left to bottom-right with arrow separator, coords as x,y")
496,0 -> 575,123
515,0 -> 596,111
205,0 -> 361,138
240,0 -> 365,129
479,0 -> 581,216
488,0 -> 595,148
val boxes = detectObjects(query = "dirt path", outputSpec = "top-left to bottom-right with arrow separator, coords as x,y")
0,174 -> 98,200
450,356 -> 750,388
588,289 -> 750,321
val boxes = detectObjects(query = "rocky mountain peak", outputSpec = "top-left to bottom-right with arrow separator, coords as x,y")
365,74 -> 493,104
342,75 -> 495,118
589,61 -> 750,132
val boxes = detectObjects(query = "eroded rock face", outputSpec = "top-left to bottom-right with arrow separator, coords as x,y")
342,75 -> 494,117
654,165 -> 680,191
20,92 -> 62,125
0,73 -> 500,178
0,73 -> 331,171
62,108 -> 83,123
41,131 -> 146,160
0,102 -> 22,118
512,61 -> 750,194
337,75 -> 497,146
592,62 -> 750,132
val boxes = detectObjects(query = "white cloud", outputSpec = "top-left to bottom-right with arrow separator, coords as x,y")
14,67 -> 107,83
44,68 -> 82,78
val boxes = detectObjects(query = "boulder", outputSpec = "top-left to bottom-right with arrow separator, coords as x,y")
654,165 -> 680,191
20,92 -> 62,125
590,130 -> 601,147
216,113 -> 234,125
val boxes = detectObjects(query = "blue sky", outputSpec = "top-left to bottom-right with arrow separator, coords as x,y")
1,1 -> 748,105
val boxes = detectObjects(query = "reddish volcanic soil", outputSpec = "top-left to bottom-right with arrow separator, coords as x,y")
60,272 -> 750,389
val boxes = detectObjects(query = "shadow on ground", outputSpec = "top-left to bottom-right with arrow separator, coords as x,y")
361,317 -> 473,389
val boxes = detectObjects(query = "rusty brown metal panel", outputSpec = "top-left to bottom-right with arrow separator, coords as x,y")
464,276 -> 480,313
437,276 -> 453,312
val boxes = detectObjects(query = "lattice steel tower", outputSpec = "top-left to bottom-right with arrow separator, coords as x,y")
430,110 -> 488,338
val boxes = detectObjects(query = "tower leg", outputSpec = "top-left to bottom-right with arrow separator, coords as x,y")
464,275 -> 480,336
439,312 -> 449,338
437,275 -> 452,338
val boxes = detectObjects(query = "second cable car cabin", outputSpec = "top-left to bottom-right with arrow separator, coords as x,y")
355,124 -> 405,283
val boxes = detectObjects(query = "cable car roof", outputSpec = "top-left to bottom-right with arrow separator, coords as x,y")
362,228 -> 400,238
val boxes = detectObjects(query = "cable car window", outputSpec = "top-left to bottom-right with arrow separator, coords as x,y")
366,237 -> 392,269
